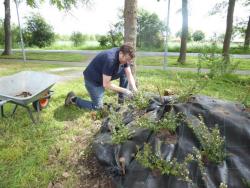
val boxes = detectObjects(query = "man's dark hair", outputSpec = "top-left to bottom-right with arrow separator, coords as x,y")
120,43 -> 135,59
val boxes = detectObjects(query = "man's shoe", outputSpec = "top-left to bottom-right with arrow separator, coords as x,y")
65,91 -> 76,106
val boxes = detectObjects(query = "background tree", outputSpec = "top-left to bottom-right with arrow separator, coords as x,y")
177,0 -> 188,64
244,16 -> 250,49
222,0 -> 236,61
2,0 -> 91,55
97,22 -> 123,48
192,30 -> 205,41
98,35 -> 109,47
70,31 -> 87,47
2,0 -> 11,55
137,9 -> 165,49
23,14 -> 55,48
124,0 -> 137,77
175,29 -> 192,41
0,19 -> 4,46
107,23 -> 124,47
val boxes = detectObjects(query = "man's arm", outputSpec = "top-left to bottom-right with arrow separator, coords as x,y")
103,74 -> 132,95
124,66 -> 137,92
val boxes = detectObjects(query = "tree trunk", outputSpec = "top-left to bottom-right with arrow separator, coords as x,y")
244,16 -> 250,49
124,0 -> 137,77
222,0 -> 236,61
177,0 -> 188,64
2,0 -> 12,55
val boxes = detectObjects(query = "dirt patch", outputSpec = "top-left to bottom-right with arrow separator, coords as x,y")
156,129 -> 177,144
77,151 -> 115,188
46,117 -> 113,188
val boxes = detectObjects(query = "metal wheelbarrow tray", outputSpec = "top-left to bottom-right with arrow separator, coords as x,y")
0,71 -> 58,123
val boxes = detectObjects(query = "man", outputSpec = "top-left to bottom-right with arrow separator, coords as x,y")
65,43 -> 137,110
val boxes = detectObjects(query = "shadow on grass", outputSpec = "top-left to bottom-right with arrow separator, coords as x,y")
53,105 -> 86,121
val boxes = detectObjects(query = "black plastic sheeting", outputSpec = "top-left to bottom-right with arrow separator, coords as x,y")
93,95 -> 250,188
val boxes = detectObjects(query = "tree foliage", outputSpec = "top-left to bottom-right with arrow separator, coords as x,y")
175,29 -> 192,41
192,30 -> 205,41
23,14 -> 55,48
137,9 -> 165,48
24,0 -> 91,10
97,23 -> 123,48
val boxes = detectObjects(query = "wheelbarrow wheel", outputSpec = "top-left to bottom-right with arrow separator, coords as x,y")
32,94 -> 50,112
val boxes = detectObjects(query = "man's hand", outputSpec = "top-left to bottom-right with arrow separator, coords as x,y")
124,89 -> 133,97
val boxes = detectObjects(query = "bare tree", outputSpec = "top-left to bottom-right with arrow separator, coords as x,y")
222,0 -> 236,61
124,0 -> 137,76
244,16 -> 250,49
2,0 -> 12,55
177,0 -> 188,64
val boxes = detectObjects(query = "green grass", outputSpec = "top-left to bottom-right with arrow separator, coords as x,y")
0,64 -> 249,187
138,41 -> 250,54
136,56 -> 250,70
0,52 -> 88,62
0,61 -> 66,76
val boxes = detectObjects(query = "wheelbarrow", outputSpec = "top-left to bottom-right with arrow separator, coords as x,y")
0,71 -> 59,123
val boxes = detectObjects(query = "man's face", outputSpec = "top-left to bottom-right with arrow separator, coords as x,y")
119,52 -> 133,65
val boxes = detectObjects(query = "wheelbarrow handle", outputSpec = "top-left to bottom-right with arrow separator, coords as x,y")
0,100 -> 10,106
0,99 -> 10,118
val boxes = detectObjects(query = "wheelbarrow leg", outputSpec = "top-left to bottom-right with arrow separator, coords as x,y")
0,105 -> 3,118
26,106 -> 36,124
11,104 -> 18,116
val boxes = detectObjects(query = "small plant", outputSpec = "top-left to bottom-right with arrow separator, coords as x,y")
136,116 -> 157,131
175,74 -> 208,103
136,144 -> 193,182
219,182 -> 228,188
109,110 -> 134,144
129,91 -> 150,110
188,116 -> 226,164
158,112 -> 184,134
137,112 -> 183,134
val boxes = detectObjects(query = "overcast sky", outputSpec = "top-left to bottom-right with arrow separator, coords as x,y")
0,0 -> 248,37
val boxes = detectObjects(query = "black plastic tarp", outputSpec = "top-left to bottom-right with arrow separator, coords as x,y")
93,95 -> 250,188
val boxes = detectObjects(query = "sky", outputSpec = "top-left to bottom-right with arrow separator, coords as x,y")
0,0 -> 249,38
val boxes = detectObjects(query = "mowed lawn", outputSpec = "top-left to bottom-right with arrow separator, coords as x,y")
136,56 -> 250,70
0,52 -> 249,70
0,61 -> 249,187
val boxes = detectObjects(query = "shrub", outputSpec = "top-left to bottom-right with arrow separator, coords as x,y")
188,116 -> 226,164
136,112 -> 183,134
109,110 -> 134,144
192,30 -> 205,41
198,42 -> 239,78
98,35 -> 109,47
136,144 -> 193,182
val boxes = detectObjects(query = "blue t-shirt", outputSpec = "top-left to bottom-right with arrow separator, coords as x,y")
83,48 -> 129,86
